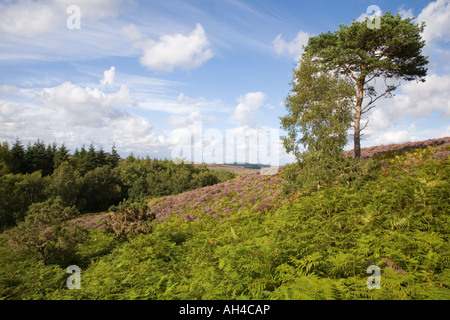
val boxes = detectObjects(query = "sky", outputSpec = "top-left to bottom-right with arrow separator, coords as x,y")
0,0 -> 449,165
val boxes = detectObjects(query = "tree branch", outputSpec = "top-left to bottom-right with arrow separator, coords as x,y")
359,118 -> 370,133
361,82 -> 398,115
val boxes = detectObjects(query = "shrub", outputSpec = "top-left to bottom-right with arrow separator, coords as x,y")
105,200 -> 154,239
6,197 -> 85,266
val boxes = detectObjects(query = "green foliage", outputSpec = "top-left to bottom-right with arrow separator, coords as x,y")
0,139 -> 235,230
0,171 -> 50,230
77,166 -> 123,213
116,158 -> 235,202
0,236 -> 67,300
53,144 -> 70,170
281,54 -> 354,160
304,12 -> 428,158
24,140 -> 56,176
10,138 -> 26,174
281,54 -> 355,191
48,161 -> 81,207
0,144 -> 448,300
5,197 -> 86,266
282,156 -> 379,195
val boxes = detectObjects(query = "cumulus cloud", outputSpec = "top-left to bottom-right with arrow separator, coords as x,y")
230,92 -> 266,127
359,73 -> 450,147
273,31 -> 310,59
373,129 -> 418,146
416,0 -> 450,44
100,66 -> 116,88
39,67 -> 133,127
0,69 -> 161,157
390,74 -> 450,119
136,23 -> 214,72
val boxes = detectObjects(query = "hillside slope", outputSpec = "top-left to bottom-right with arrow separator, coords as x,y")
1,138 -> 449,300
72,137 -> 450,231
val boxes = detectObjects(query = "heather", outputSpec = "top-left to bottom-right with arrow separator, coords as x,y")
343,137 -> 450,160
0,141 -> 448,300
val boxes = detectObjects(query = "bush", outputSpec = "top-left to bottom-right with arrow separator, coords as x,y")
105,200 -> 154,239
6,197 -> 86,266
0,171 -> 50,230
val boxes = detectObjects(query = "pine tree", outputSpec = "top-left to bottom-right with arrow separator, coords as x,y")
0,141 -> 12,175
109,143 -> 121,168
304,12 -> 428,159
10,138 -> 26,174
54,143 -> 70,170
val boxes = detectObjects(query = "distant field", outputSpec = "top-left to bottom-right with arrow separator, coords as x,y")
194,163 -> 262,175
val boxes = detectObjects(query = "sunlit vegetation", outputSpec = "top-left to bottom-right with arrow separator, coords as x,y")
0,139 -> 448,300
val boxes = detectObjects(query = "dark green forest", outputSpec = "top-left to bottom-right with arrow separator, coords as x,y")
0,139 -> 235,232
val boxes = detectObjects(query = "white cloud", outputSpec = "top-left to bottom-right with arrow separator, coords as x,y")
373,129 -> 418,145
39,67 -> 133,127
100,66 -> 116,88
391,74 -> 450,119
230,92 -> 266,127
273,31 -> 310,59
40,82 -> 112,126
121,23 -> 142,41
0,101 -> 23,121
0,0 -> 139,64
0,0 -> 127,37
416,0 -> 450,44
107,84 -> 133,106
0,85 -> 20,93
0,0 -> 57,37
358,74 -> 450,147
136,23 -> 214,72
0,71 -> 161,158
168,110 -> 215,129
54,0 -> 127,20
138,93 -> 225,115
398,8 -> 414,19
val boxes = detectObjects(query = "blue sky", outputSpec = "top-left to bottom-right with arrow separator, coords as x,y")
0,0 -> 449,165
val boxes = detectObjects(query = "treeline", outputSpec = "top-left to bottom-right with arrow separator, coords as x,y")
0,139 -> 235,231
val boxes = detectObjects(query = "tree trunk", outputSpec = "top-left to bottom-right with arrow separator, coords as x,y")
353,82 -> 364,159
354,108 -> 361,159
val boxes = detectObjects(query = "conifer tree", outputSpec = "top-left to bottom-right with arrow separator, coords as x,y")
304,12 -> 428,159
54,143 -> 70,170
10,138 -> 26,174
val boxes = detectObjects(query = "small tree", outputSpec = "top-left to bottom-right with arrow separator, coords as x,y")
6,197 -> 84,265
54,143 -> 70,170
304,12 -> 428,159
10,138 -> 25,174
281,54 -> 355,190
49,161 -> 81,207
